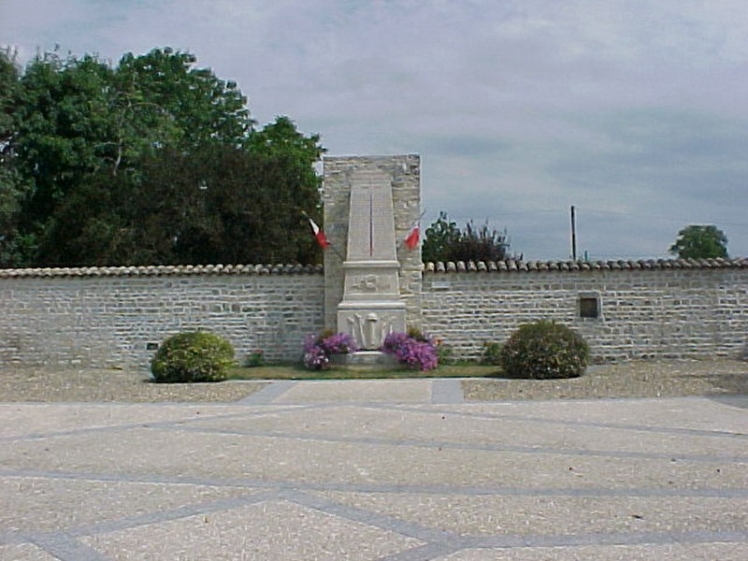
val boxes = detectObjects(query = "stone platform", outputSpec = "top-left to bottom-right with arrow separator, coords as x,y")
331,350 -> 401,370
2,380 -> 747,560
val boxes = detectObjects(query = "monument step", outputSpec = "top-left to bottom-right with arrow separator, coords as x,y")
331,351 -> 401,370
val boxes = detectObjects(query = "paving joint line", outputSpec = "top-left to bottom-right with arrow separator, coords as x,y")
279,489 -> 468,548
0,402 -> 327,443
161,424 -> 748,464
12,491 -> 280,561
65,490 -> 278,539
368,402 -> 748,440
4,468 -> 748,499
6,476 -> 748,558
236,380 -> 299,404
30,533 -> 110,561
270,490 -> 748,556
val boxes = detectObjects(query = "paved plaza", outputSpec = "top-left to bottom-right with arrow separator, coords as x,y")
1,379 -> 747,560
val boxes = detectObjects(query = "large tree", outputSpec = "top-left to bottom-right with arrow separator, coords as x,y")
0,48 -> 324,267
669,225 -> 728,260
0,49 -> 29,265
31,119 -> 324,267
11,52 -> 117,228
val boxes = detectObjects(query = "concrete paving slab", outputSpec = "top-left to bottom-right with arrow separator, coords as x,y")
272,379 -> 432,404
313,491 -> 748,536
434,543 -> 748,560
190,402 -> 748,460
5,424 -> 744,490
0,543 -> 59,561
1,476 -> 253,533
0,403 -> 264,439
80,500 -> 422,561
456,396 -> 748,433
2,384 -> 747,560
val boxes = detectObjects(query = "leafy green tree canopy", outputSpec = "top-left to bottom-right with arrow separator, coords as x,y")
421,212 -> 461,263
669,225 -> 728,259
0,47 -> 324,267
0,48 -> 33,266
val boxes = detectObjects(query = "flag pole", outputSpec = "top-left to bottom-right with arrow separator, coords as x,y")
328,241 -> 345,262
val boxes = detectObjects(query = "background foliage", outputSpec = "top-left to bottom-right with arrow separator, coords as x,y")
0,47 -> 324,267
422,211 -> 518,263
669,225 -> 728,260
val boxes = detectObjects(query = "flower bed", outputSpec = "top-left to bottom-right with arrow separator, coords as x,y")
381,331 -> 438,371
303,331 -> 358,370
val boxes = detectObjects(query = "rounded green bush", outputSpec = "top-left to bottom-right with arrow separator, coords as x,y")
499,320 -> 590,379
481,341 -> 503,365
151,331 -> 235,383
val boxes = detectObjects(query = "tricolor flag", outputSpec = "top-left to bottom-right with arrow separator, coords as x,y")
308,216 -> 330,249
404,225 -> 420,250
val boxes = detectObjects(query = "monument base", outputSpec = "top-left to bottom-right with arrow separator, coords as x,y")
330,351 -> 400,371
338,305 -> 406,351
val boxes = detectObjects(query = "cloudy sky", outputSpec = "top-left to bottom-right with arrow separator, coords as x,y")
3,0 -> 747,260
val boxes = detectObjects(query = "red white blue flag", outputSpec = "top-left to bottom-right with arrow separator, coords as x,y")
308,217 -> 330,249
404,225 -> 420,250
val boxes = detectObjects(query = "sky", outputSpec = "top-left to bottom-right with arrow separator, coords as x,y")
2,0 -> 747,260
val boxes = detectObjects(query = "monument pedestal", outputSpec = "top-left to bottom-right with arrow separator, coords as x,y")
336,166 -> 407,352
338,302 -> 405,351
323,155 -> 422,344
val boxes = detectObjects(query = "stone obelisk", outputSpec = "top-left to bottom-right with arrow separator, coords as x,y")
337,166 -> 406,351
323,155 -> 422,364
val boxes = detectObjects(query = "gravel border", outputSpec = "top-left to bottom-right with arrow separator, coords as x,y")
0,360 -> 746,403
0,366 -> 267,403
462,359 -> 748,402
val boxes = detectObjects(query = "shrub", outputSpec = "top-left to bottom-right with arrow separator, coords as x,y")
246,349 -> 264,367
303,331 -> 357,370
381,331 -> 438,371
407,326 -> 428,341
482,341 -> 502,365
151,331 -> 235,383
435,338 -> 455,365
499,320 -> 589,379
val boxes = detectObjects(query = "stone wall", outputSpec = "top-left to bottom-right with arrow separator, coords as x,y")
0,266 -> 324,368
1,260 -> 747,368
422,262 -> 748,362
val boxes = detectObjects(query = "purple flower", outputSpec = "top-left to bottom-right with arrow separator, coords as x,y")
319,332 -> 358,355
302,331 -> 358,370
303,345 -> 329,370
381,332 -> 438,371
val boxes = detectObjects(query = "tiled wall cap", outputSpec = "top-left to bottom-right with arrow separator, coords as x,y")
1,258 -> 745,278
0,263 -> 324,278
422,257 -> 748,273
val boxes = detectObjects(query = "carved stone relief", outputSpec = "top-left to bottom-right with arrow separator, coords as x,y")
350,274 -> 391,293
346,312 -> 397,350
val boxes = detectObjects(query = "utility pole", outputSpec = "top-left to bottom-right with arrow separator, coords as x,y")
570,205 -> 577,261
